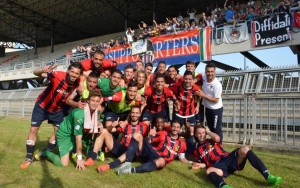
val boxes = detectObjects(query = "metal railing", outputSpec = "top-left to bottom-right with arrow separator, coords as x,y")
1,65 -> 300,148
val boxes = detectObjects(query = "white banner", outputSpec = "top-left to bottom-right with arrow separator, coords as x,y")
131,40 -> 148,55
223,22 -> 249,43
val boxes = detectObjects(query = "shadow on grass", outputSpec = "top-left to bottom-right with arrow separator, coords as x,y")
164,163 -> 207,185
36,133 -> 64,187
231,172 -> 266,186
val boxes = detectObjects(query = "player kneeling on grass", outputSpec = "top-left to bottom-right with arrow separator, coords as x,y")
96,120 -> 194,175
35,90 -> 103,169
189,126 -> 282,188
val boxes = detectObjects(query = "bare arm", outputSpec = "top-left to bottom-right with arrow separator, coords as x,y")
33,62 -> 57,78
224,0 -> 228,10
75,135 -> 85,170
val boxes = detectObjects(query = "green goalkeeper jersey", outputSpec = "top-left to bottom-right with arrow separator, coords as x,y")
97,78 -> 126,97
56,108 -> 84,138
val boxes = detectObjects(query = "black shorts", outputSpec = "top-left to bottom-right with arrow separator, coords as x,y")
173,114 -> 196,127
142,109 -> 168,122
137,139 -> 161,163
110,137 -> 127,158
105,109 -> 129,122
213,148 -> 247,177
31,103 -> 64,127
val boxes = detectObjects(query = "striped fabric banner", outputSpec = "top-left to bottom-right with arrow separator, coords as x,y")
200,27 -> 212,61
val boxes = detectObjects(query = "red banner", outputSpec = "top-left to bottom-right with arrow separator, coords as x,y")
294,12 -> 300,28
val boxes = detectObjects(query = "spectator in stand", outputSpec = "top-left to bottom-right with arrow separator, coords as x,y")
209,4 -> 216,12
76,46 -> 81,53
247,0 -> 255,8
126,27 -> 135,44
121,36 -> 128,45
205,7 -> 212,17
246,7 -> 257,33
177,13 -> 183,22
211,11 -> 218,25
237,12 -> 246,22
187,8 -> 197,25
137,33 -> 143,40
179,20 -> 185,31
291,0 -> 300,8
72,47 -> 77,54
215,4 -> 222,15
189,21 -> 198,30
165,20 -> 174,34
203,13 -> 215,28
275,0 -> 289,13
266,4 -> 276,16
216,14 -> 227,27
115,40 -> 120,47
236,1 -> 242,12
110,39 -> 115,47
224,0 -> 237,31
184,21 -> 191,31
138,21 -> 149,38
98,43 -> 104,51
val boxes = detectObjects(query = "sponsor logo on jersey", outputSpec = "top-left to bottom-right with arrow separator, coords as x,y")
75,125 -> 80,130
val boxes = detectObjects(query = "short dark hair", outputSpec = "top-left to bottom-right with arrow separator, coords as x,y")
93,50 -> 105,56
155,75 -> 165,82
171,119 -> 183,127
183,70 -> 193,77
112,69 -> 123,77
68,62 -> 83,74
145,62 -> 153,68
124,64 -> 134,71
88,71 -> 100,78
186,60 -> 195,66
131,106 -> 141,112
167,65 -> 179,74
205,62 -> 216,70
127,81 -> 138,88
158,61 -> 166,67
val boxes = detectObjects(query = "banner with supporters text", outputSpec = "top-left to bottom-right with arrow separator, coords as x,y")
104,29 -> 211,69
251,14 -> 290,47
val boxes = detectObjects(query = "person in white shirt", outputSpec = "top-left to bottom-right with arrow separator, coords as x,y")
177,13 -> 183,22
196,63 -> 224,143
187,8 -> 197,25
126,27 -> 135,43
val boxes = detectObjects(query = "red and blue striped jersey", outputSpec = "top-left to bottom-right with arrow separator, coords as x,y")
151,131 -> 187,164
143,86 -> 177,114
193,139 -> 229,168
80,58 -> 117,73
170,81 -> 199,116
117,122 -> 149,147
37,71 -> 79,112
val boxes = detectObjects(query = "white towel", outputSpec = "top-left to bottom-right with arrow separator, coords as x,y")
83,104 -> 98,133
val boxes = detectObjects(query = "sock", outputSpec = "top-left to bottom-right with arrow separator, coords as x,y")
47,142 -> 56,151
43,150 -> 63,166
246,150 -> 269,180
88,151 -> 97,160
108,159 -> 121,169
125,137 -> 139,162
208,172 -> 227,188
131,161 -> 157,173
26,144 -> 35,159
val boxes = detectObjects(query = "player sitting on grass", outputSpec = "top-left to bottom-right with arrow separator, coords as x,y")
96,120 -> 193,175
189,126 -> 282,188
35,90 -> 103,170
84,106 -> 148,166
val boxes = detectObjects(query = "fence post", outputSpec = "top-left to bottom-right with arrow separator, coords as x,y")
244,97 -> 248,141
251,96 -> 256,144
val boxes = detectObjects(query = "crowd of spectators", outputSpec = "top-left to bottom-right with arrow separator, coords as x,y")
67,0 -> 300,57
